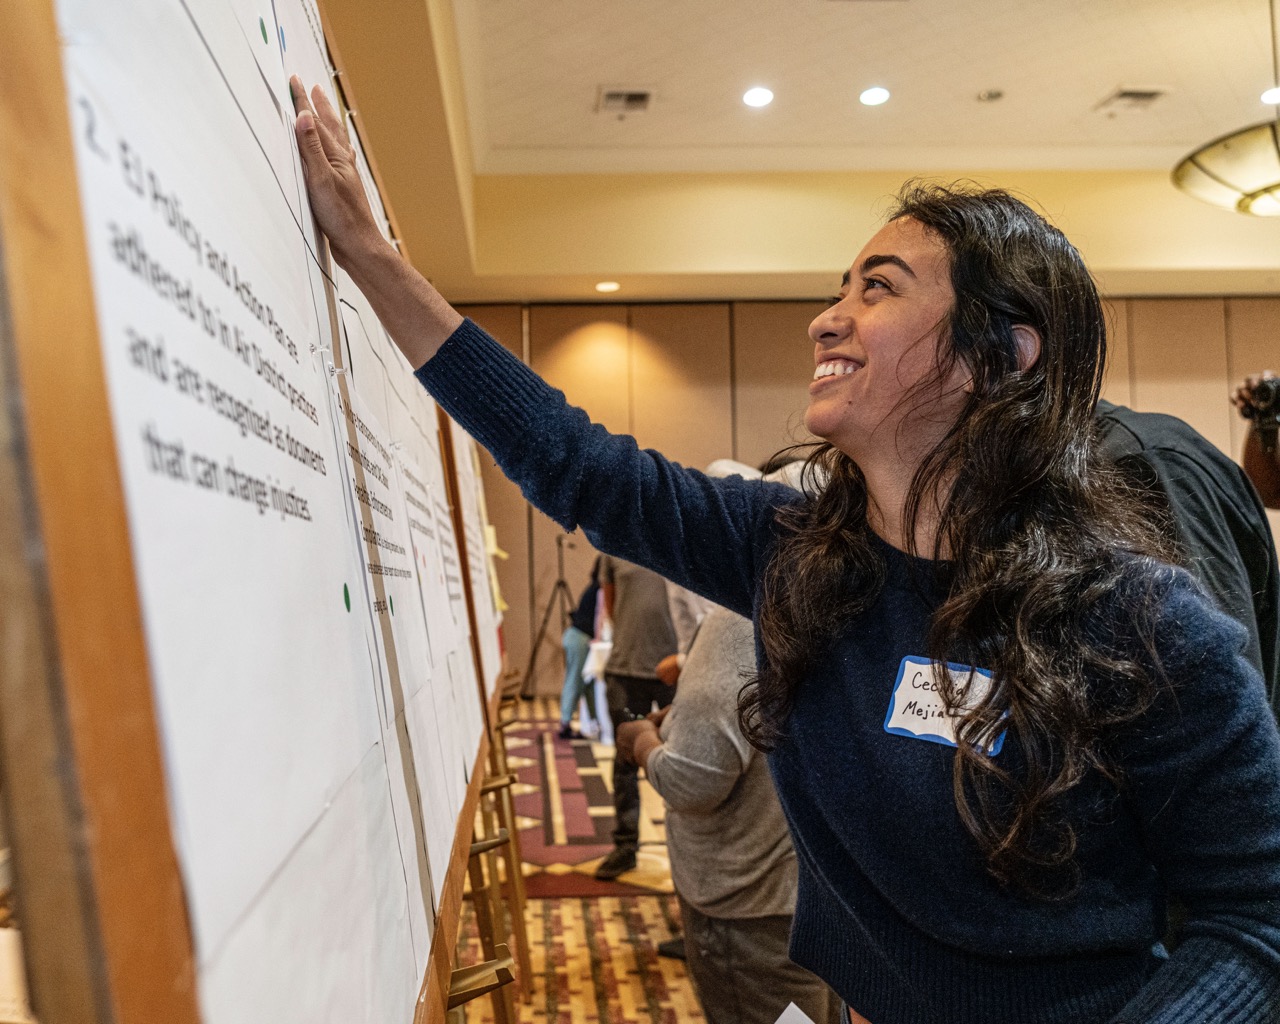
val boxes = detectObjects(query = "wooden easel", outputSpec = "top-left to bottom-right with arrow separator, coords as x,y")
430,417 -> 534,1022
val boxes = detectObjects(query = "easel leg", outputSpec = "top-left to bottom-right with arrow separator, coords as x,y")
485,765 -> 533,998
488,702 -> 534,1000
467,844 -> 514,1024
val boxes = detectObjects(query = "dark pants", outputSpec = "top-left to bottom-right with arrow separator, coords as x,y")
679,896 -> 842,1024
605,671 -> 674,851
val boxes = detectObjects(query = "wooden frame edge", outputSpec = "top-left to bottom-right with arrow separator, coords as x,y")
0,1 -> 200,1021
415,725 -> 491,1024
314,0 -> 414,267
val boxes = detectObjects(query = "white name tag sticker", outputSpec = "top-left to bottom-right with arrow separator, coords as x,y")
883,656 -> 1006,756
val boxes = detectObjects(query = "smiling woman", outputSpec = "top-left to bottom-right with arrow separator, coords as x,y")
290,77 -> 1280,1024
802,217 -> 963,481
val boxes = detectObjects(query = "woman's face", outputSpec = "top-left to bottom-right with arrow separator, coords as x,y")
804,217 -> 970,466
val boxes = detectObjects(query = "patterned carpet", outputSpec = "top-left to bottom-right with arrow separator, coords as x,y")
458,895 -> 704,1024
454,698 -> 701,1023
507,700 -> 673,899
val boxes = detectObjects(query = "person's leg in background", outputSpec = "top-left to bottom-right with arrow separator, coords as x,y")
558,624 -> 595,739
679,897 -> 842,1024
597,671 -> 652,879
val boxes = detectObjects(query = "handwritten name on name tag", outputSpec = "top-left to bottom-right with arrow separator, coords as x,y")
883,656 -> 1006,755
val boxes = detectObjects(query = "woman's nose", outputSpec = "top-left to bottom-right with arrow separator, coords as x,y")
809,305 -> 850,344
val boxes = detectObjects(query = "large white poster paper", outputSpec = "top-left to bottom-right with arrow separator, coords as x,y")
57,0 -> 392,962
451,426 -> 505,693
50,0 -> 478,1017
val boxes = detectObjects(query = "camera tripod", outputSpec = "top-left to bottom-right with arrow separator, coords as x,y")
519,533 -> 576,699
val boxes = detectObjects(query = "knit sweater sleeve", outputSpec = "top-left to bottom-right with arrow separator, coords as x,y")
1110,568 -> 1280,1023
415,319 -> 795,617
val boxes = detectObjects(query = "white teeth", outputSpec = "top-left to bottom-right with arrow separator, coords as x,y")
813,360 -> 858,380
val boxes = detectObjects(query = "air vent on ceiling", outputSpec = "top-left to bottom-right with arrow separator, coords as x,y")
1094,87 -> 1167,113
597,87 -> 653,117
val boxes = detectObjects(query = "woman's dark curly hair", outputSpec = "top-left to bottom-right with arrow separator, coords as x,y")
738,181 -> 1174,897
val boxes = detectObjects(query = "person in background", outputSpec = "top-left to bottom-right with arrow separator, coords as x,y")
1234,372 -> 1280,509
558,557 -> 603,740
1096,399 -> 1280,713
594,555 -> 678,880
617,460 -> 838,1024
292,82 -> 1280,1022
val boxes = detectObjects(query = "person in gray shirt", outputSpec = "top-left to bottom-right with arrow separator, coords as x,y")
595,555 -> 678,880
617,458 -> 838,1024
618,606 -> 838,1024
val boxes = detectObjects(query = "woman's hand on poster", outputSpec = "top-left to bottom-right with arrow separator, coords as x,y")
289,77 -> 387,269
287,76 -> 460,367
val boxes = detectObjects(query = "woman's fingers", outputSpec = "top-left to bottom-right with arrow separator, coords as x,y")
310,84 -> 349,147
289,78 -> 324,175
289,78 -> 347,170
288,76 -> 390,269
288,74 -> 309,112
308,87 -> 348,165
311,113 -> 347,166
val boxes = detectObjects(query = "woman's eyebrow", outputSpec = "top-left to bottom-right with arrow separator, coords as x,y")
859,254 -> 917,278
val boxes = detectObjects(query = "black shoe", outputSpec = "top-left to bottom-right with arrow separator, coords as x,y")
656,936 -> 686,960
594,847 -> 637,880
558,724 -> 584,740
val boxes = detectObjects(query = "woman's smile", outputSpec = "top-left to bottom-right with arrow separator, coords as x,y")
810,357 -> 863,392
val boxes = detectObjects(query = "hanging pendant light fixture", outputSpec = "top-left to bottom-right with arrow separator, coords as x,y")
1172,0 -> 1280,215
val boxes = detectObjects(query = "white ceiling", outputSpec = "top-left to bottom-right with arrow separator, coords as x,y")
452,0 -> 1277,174
325,0 -> 1280,301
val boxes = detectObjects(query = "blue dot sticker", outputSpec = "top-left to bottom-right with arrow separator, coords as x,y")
279,25 -> 286,49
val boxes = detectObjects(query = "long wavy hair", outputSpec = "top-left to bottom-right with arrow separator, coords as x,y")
738,182 -> 1175,897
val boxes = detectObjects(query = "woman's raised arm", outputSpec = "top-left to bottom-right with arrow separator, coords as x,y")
288,77 -> 794,617
289,77 -> 461,369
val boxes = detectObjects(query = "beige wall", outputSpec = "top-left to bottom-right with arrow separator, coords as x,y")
462,296 -> 1280,697
467,171 -> 1280,302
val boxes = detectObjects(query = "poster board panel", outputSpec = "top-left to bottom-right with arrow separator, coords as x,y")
0,0 -> 503,1021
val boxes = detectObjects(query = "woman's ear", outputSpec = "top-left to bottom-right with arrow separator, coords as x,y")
1012,324 -> 1042,371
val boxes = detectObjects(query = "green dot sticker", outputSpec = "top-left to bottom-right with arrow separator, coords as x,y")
259,16 -> 268,43
343,583 -> 350,612
389,596 -> 395,616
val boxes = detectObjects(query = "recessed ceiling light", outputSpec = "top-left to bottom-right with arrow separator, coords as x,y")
860,86 -> 890,106
1263,86 -> 1280,104
595,281 -> 620,293
743,87 -> 774,108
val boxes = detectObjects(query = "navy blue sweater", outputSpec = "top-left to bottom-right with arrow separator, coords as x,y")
419,319 -> 1280,1023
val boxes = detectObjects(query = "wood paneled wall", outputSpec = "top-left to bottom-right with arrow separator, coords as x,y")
463,297 -> 1280,697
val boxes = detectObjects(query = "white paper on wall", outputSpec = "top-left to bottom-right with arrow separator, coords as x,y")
52,0 -> 468,1012
394,442 -> 467,823
57,6 -> 389,960
199,747 -> 420,1024
450,426 -> 504,692
326,376 -> 441,962
427,447 -> 486,774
